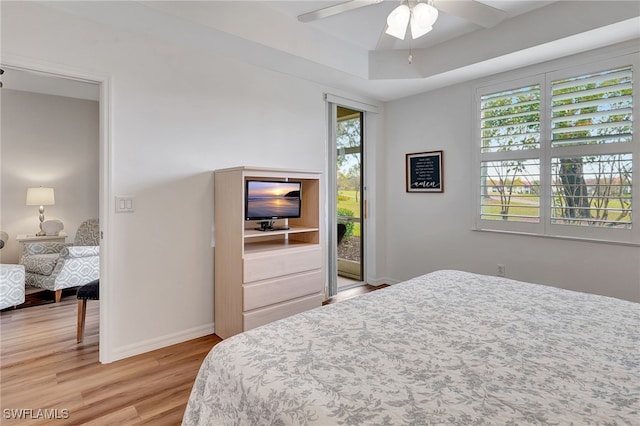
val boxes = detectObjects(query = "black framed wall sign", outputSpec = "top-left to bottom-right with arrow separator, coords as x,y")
406,150 -> 444,193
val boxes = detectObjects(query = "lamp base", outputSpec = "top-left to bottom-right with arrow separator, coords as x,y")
37,207 -> 46,236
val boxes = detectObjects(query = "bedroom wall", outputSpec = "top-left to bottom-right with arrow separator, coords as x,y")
1,2 -> 383,361
0,89 -> 99,264
383,42 -> 640,302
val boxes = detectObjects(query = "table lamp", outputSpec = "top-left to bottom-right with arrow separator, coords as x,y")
26,187 -> 55,236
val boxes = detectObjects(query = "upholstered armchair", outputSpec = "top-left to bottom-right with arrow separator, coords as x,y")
21,219 -> 99,302
1,231 -> 26,310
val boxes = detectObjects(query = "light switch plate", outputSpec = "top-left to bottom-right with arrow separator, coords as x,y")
115,196 -> 135,213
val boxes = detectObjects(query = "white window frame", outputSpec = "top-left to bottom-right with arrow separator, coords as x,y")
473,52 -> 639,246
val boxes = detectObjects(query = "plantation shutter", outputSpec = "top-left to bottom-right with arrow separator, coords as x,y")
550,66 -> 633,228
475,54 -> 637,243
479,84 -> 541,225
480,85 -> 541,153
551,66 -> 633,147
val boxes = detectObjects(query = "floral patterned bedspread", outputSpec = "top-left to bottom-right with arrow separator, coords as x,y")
183,270 -> 640,425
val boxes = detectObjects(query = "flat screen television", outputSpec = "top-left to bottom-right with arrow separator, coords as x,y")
245,180 -> 302,223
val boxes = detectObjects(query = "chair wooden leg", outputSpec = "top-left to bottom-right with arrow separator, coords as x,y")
77,299 -> 87,343
54,290 -> 62,303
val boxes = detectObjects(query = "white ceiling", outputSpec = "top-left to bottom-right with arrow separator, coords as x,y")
3,1 -> 639,102
267,1 -> 556,52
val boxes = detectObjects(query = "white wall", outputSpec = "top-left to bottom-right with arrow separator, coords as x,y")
3,1 -> 636,365
383,44 -> 640,302
0,89 -> 99,264
2,1 -> 375,361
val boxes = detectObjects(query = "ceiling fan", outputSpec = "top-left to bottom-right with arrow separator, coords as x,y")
298,0 -> 508,38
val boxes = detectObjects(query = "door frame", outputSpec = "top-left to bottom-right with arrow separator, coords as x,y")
325,94 -> 379,298
2,54 -> 113,363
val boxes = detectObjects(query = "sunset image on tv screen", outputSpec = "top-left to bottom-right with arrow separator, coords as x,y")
246,181 -> 301,219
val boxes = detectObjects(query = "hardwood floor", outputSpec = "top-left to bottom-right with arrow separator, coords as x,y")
1,297 -> 221,425
1,284 -> 385,425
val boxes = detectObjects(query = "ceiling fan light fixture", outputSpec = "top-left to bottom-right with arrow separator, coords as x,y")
385,4 -> 410,40
410,2 -> 438,39
410,23 -> 433,39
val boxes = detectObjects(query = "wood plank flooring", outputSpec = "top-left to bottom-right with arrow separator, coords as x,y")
1,284 -> 385,425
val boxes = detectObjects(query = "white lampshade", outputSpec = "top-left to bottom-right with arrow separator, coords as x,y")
26,187 -> 55,206
410,2 -> 438,39
385,4 -> 410,40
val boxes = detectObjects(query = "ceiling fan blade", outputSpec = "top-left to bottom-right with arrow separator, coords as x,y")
433,0 -> 507,28
298,0 -> 383,23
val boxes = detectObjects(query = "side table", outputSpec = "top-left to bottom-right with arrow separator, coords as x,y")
16,232 -> 68,256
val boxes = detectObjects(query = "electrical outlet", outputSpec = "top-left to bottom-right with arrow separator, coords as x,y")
497,264 -> 505,277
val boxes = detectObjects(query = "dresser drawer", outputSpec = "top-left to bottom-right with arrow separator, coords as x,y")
244,269 -> 323,311
243,292 -> 323,331
243,246 -> 321,283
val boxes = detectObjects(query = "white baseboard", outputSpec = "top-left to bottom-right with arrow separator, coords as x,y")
104,322 -> 215,363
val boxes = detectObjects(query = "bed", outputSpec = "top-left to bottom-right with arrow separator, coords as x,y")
183,270 -> 639,425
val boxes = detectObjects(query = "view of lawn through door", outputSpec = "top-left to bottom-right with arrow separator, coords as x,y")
336,106 -> 363,286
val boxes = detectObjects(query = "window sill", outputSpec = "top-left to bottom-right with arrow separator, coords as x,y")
472,227 -> 640,248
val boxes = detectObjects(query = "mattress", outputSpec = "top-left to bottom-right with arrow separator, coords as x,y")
183,270 -> 640,425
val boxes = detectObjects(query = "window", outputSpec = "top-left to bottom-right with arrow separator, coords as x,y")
475,53 -> 638,244
480,84 -> 541,225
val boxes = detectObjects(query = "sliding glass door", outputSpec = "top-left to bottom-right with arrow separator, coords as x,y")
336,106 -> 364,289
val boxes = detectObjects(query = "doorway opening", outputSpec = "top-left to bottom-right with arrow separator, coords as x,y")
336,106 -> 364,290
0,62 -> 108,361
